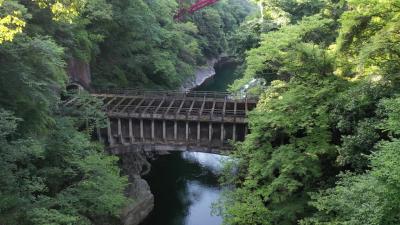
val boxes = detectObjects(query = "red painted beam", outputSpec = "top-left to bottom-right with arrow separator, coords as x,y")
188,0 -> 219,13
174,0 -> 219,20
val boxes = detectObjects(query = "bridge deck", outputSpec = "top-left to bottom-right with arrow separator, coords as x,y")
67,90 -> 258,152
93,91 -> 257,123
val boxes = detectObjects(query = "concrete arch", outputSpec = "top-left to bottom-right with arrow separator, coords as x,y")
66,82 -> 86,93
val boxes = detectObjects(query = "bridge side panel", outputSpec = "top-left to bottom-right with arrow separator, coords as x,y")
91,91 -> 256,151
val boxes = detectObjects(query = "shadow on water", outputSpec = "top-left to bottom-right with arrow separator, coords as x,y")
140,152 -> 226,225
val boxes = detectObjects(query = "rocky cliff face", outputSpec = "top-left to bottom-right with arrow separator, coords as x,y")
119,151 -> 154,225
181,58 -> 219,91
67,58 -> 91,90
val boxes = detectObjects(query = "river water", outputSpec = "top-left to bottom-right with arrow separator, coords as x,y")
140,152 -> 227,225
140,60 -> 238,225
194,59 -> 239,92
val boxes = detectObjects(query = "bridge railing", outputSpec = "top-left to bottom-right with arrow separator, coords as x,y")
93,88 -> 258,100
104,104 -> 247,117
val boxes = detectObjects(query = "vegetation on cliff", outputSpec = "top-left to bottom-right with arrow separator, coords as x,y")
91,0 -> 253,88
0,9 -> 128,221
219,0 -> 400,224
3,0 -> 399,224
0,0 -> 252,224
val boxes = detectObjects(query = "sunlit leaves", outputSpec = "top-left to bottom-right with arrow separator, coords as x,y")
33,0 -> 84,23
231,15 -> 333,92
0,0 -> 26,43
0,0 -> 96,44
335,0 -> 400,80
0,13 -> 25,43
378,97 -> 400,136
255,0 -> 326,24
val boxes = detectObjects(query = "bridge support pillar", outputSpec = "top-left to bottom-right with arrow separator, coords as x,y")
151,120 -> 155,141
197,122 -> 200,145
107,118 -> 114,146
118,118 -> 123,144
244,124 -> 248,137
185,122 -> 189,142
174,121 -> 177,140
208,123 -> 212,142
140,119 -> 144,141
162,121 -> 166,142
232,123 -> 236,142
129,119 -> 134,144
220,123 -> 224,146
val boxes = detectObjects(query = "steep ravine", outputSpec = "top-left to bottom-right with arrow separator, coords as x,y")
118,56 -> 236,225
119,151 -> 154,225
181,57 -> 221,91
116,59 -> 220,224
118,58 -> 220,224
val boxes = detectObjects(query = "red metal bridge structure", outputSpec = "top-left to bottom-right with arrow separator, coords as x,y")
174,0 -> 219,20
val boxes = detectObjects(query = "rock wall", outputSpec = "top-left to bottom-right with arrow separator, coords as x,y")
119,151 -> 154,225
67,58 -> 91,90
181,58 -> 219,91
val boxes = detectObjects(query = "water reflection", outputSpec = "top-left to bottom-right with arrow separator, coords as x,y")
140,152 -> 225,225
185,182 -> 222,225
181,152 -> 227,174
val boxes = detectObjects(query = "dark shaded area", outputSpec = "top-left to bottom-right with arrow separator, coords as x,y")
140,152 -> 221,225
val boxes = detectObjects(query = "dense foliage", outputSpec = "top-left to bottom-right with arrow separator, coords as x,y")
4,0 -> 399,224
1,0 -> 253,89
219,0 -> 400,224
90,0 -> 253,88
0,0 -> 253,224
0,10 -> 128,222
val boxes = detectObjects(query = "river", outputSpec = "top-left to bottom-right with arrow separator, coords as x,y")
139,59 -> 238,225
194,58 -> 239,92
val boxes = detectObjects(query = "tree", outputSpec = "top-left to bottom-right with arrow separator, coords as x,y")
0,1 -> 128,223
90,0 -> 254,89
303,97 -> 400,225
219,0 -> 400,224
0,0 -> 26,43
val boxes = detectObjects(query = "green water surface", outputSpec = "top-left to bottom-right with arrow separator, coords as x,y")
194,60 -> 239,92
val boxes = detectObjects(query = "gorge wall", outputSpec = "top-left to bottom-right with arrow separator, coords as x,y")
119,151 -> 154,225
181,58 -> 220,91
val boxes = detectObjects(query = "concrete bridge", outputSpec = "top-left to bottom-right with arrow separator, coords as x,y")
69,89 -> 257,153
